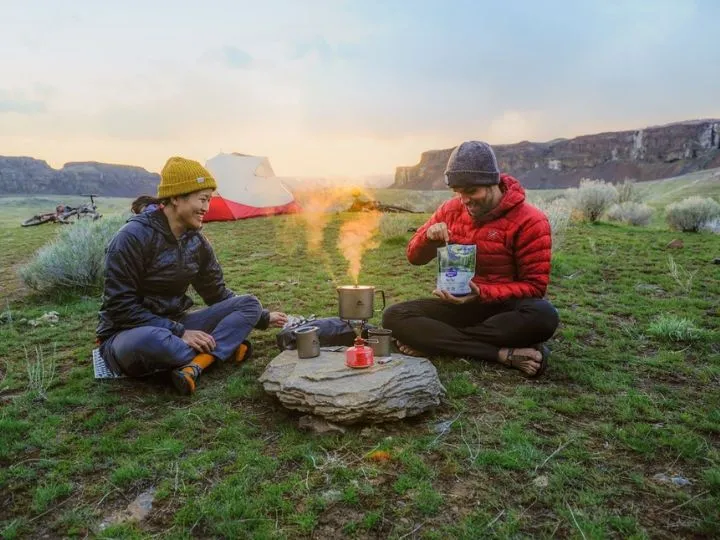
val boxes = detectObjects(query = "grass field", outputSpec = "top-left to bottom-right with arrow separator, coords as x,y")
639,168 -> 720,208
0,174 -> 719,538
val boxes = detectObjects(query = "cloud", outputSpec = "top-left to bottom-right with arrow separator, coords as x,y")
221,46 -> 253,69
0,98 -> 45,114
1,1 -> 718,177
290,36 -> 335,62
291,0 -> 719,146
0,88 -> 47,114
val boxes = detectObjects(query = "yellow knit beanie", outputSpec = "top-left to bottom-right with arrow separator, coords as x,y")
157,157 -> 218,199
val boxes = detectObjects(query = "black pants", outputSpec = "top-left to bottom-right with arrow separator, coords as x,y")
382,297 -> 559,363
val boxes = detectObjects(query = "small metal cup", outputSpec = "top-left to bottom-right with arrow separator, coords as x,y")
368,328 -> 392,358
295,327 -> 320,359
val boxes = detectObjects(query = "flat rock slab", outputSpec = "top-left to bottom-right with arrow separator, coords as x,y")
259,350 -> 446,424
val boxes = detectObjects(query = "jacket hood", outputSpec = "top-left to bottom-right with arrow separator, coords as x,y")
472,174 -> 526,224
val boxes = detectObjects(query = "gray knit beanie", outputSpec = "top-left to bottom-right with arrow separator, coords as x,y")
444,141 -> 500,187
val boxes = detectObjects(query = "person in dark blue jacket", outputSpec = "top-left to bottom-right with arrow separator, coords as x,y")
96,156 -> 287,394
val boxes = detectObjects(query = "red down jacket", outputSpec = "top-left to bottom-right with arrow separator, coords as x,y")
407,174 -> 552,303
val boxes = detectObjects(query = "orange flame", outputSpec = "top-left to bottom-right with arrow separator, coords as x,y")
338,210 -> 381,284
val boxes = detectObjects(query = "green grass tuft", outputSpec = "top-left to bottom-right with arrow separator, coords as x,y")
647,315 -> 706,342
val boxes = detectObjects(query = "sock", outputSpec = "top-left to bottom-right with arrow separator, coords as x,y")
179,353 -> 215,378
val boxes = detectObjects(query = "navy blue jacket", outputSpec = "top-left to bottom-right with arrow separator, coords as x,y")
96,209 -> 268,341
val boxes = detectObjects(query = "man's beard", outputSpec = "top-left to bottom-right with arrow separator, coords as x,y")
464,202 -> 491,219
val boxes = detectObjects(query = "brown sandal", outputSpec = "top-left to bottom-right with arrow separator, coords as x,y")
532,344 -> 550,378
505,346 -> 549,378
393,339 -> 426,358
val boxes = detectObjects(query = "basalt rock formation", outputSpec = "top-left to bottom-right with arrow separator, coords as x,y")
0,157 -> 160,196
394,119 -> 720,190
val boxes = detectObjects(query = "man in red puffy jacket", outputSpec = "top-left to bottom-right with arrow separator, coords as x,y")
382,141 -> 559,377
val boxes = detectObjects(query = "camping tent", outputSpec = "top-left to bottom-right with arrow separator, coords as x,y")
203,153 -> 301,221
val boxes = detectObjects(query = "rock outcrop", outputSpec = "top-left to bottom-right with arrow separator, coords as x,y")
394,119 -> 720,190
259,350 -> 446,424
0,157 -> 160,196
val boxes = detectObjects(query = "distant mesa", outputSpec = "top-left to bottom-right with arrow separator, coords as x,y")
393,119 -> 720,190
0,158 -> 159,197
0,156 -> 395,196
4,119 -> 719,196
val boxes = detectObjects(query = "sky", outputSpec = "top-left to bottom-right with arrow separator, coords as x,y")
1,0 -> 719,178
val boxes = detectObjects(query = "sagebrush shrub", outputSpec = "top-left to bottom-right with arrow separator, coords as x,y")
19,215 -> 128,294
702,218 -> 720,234
379,213 -> 414,239
532,198 -> 572,251
665,196 -> 720,232
606,202 -> 654,226
617,178 -> 643,204
570,179 -> 618,222
605,204 -> 623,223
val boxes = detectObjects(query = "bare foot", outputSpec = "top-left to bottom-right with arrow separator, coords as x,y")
498,347 -> 543,376
394,340 -> 426,357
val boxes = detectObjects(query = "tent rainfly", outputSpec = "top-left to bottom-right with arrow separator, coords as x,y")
202,153 -> 301,221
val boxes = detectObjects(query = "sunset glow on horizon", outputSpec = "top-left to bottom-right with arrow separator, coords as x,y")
2,1 -> 718,178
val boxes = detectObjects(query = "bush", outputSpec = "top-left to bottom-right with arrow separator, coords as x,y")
617,178 -> 643,204
18,215 -> 128,294
665,196 -> 720,232
532,198 -> 572,251
379,213 -> 414,240
702,218 -> 720,234
571,179 -> 618,222
606,202 -> 654,226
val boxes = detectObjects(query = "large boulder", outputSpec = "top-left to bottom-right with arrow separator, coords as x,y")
259,350 -> 446,424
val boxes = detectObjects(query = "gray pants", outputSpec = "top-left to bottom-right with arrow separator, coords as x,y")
100,295 -> 263,377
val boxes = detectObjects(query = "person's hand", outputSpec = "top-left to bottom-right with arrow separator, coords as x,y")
426,222 -> 450,243
268,312 -> 288,328
181,330 -> 216,353
432,281 -> 481,304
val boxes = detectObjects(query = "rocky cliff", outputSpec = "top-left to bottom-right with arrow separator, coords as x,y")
0,157 -> 160,196
393,119 -> 720,190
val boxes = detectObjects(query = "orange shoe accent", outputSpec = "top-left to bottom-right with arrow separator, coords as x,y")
170,369 -> 196,395
234,343 -> 249,364
192,353 -> 215,371
180,366 -> 196,377
170,354 -> 214,395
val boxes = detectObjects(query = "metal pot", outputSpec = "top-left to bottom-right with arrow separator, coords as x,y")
337,285 -> 386,321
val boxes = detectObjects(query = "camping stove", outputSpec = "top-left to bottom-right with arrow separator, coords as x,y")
337,285 -> 385,369
345,331 -> 375,369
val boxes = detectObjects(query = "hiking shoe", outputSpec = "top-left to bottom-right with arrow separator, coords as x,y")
233,340 -> 253,364
170,365 -> 199,395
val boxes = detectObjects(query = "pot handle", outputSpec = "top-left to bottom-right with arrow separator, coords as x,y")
375,289 -> 386,312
